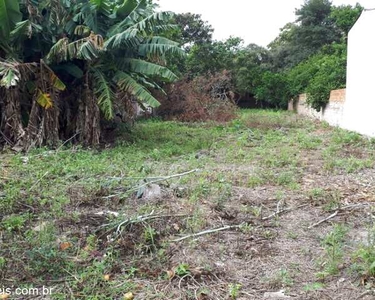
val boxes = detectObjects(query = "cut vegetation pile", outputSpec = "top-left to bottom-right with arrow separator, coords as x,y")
1,110 -> 375,299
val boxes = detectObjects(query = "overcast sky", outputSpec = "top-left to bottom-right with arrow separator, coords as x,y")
157,0 -> 374,47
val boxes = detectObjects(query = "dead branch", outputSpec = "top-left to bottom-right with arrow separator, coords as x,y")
29,171 -> 49,191
171,223 -> 245,242
309,203 -> 372,229
97,212 -> 189,238
262,204 -> 308,221
308,211 -> 338,229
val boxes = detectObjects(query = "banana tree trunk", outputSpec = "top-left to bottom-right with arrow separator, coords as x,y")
76,65 -> 101,146
0,88 -> 25,148
18,62 -> 61,151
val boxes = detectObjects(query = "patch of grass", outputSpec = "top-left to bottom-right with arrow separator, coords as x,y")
331,129 -> 363,146
2,109 -> 373,298
267,268 -> 294,288
352,224 -> 375,281
324,157 -> 373,174
316,224 -> 348,280
228,283 -> 242,299
304,282 -> 325,291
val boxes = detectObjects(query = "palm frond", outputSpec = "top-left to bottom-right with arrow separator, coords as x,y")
46,33 -> 104,63
139,37 -> 185,58
91,68 -> 115,119
74,25 -> 91,37
121,58 -> 178,82
104,28 -> 140,50
134,11 -> 174,34
0,67 -> 19,88
10,20 -> 42,44
0,60 -> 37,88
108,0 -> 146,36
36,89 -> 53,109
46,37 -> 69,63
89,0 -> 112,16
113,71 -> 160,108
115,0 -> 137,18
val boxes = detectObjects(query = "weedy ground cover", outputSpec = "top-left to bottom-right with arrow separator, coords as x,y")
1,110 -> 375,299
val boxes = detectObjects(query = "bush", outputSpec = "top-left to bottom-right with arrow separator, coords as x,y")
157,71 -> 237,122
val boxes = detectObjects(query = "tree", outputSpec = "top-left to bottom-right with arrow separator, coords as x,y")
0,0 -> 183,149
287,43 -> 347,110
255,71 -> 291,108
186,36 -> 243,77
233,44 -> 271,98
173,13 -> 213,51
330,3 -> 363,39
269,0 -> 340,70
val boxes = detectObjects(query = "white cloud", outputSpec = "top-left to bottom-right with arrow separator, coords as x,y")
157,0 -> 374,46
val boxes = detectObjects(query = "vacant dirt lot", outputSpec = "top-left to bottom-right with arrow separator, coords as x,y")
1,110 -> 375,299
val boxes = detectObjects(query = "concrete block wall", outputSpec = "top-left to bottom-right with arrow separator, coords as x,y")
289,10 -> 375,138
288,89 -> 346,127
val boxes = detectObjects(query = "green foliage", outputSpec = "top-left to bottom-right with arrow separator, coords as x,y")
352,225 -> 375,278
255,71 -> 290,108
0,0 -> 22,41
330,4 -> 363,38
288,43 -> 347,110
175,263 -> 190,277
1,214 -> 28,231
228,283 -> 241,299
173,13 -> 213,50
0,0 -> 182,123
316,224 -> 348,279
233,44 -> 270,96
186,37 -> 243,77
177,0 -> 361,110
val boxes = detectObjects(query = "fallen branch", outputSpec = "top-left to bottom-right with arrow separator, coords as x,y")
29,171 -> 49,191
97,212 -> 189,237
262,204 -> 308,221
56,131 -> 81,153
171,223 -> 245,242
356,290 -> 375,300
309,203 -> 372,229
308,211 -> 338,229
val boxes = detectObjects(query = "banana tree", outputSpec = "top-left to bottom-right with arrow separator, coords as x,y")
0,0 -> 183,148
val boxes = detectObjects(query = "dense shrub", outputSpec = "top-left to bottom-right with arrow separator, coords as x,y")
157,71 -> 237,122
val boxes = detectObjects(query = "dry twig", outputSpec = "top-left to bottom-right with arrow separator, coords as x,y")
309,203 -> 372,229
171,223 -> 245,242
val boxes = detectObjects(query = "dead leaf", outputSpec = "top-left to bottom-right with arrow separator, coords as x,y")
166,269 -> 175,279
0,294 -> 10,299
36,89 -> 53,109
124,292 -> 134,300
60,242 -> 72,251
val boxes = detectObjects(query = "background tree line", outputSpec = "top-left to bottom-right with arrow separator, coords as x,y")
166,0 -> 362,111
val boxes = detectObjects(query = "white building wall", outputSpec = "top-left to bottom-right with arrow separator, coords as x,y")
342,9 -> 375,137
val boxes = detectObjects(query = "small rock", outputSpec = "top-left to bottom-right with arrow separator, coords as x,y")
33,221 -> 48,232
263,290 -> 291,299
143,184 -> 162,200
